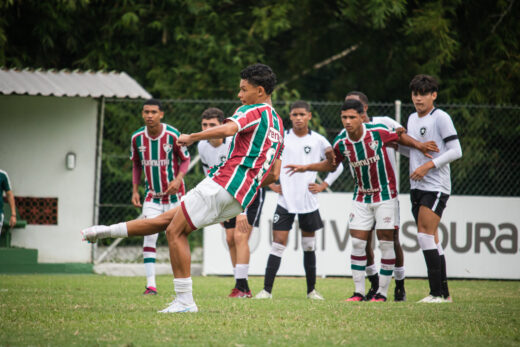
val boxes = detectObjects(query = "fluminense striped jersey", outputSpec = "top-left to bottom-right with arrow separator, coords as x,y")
0,169 -> 12,212
209,103 -> 284,209
130,124 -> 190,204
333,123 -> 399,203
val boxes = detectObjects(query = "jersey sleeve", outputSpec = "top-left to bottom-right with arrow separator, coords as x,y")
437,112 -> 459,143
333,141 -> 345,163
381,116 -> 402,130
377,128 -> 399,144
318,134 -> 332,160
225,106 -> 260,133
0,173 -> 11,192
174,137 -> 191,161
129,136 -> 138,161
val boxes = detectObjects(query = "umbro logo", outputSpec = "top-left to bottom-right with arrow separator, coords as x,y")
138,145 -> 147,152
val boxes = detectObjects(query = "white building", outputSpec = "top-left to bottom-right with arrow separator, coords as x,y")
0,68 -> 151,266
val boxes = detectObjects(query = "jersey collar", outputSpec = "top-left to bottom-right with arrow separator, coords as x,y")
145,123 -> 165,140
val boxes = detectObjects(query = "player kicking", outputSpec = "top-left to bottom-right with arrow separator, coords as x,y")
82,63 -> 284,313
197,107 -> 266,298
286,99 -> 437,302
406,75 -> 462,303
130,99 -> 190,295
255,100 -> 343,300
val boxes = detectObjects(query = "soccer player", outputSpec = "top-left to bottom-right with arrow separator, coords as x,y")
82,63 -> 284,313
0,169 -> 17,234
407,74 -> 462,303
197,107 -> 266,298
344,91 -> 434,301
255,100 -> 343,300
286,99 -> 437,302
130,99 -> 191,295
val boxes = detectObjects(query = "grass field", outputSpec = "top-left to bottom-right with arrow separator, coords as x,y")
1,275 -> 519,346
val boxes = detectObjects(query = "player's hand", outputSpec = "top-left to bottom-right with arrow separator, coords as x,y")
9,215 -> 16,228
236,214 -> 251,234
269,183 -> 282,194
325,148 -> 337,166
417,141 -> 439,159
165,178 -> 182,195
386,141 -> 398,150
284,164 -> 307,176
131,192 -> 142,207
308,182 -> 327,194
178,134 -> 194,147
410,161 -> 435,181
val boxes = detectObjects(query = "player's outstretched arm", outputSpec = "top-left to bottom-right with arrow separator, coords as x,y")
178,122 -> 238,146
285,159 -> 337,176
397,132 -> 439,158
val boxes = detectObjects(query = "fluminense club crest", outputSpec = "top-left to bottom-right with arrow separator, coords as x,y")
163,143 -> 173,153
368,140 -> 379,151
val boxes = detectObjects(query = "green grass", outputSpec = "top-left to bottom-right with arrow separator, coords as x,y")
1,275 -> 519,346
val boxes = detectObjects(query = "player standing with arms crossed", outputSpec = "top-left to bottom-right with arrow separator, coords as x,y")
130,99 -> 190,295
255,100 -> 343,300
82,63 -> 284,313
197,107 -> 265,298
286,99 -> 437,302
406,75 -> 462,303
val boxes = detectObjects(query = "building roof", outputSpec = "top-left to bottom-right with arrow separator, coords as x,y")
0,68 -> 152,99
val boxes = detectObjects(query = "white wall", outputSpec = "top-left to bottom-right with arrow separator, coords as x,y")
204,192 -> 520,279
0,95 -> 97,263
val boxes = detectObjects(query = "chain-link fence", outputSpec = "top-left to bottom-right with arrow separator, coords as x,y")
98,99 -> 520,246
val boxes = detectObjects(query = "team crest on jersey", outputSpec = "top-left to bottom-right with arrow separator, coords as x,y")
420,127 -> 427,136
304,146 -> 311,154
219,155 -> 227,163
138,145 -> 147,153
368,140 -> 379,151
273,213 -> 280,224
349,213 -> 355,222
163,143 -> 173,153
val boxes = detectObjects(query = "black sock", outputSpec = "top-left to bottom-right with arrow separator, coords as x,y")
439,254 -> 450,298
395,279 -> 405,290
234,279 -> 238,289
236,278 -> 249,292
303,251 -> 316,294
422,249 -> 442,297
368,273 -> 379,289
264,254 -> 281,293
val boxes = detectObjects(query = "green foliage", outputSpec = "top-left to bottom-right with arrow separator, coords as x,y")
1,275 -> 519,345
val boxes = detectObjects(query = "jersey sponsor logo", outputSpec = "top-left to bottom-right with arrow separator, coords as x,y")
304,145 -> 311,154
420,127 -> 427,136
268,127 -> 282,143
358,187 -> 382,193
163,143 -> 172,153
141,159 -> 171,167
368,140 -> 379,151
138,145 -> 147,153
350,154 -> 380,168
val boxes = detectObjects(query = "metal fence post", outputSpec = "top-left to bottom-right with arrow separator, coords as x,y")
395,99 -> 401,192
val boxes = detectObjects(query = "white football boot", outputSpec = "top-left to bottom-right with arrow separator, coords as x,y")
254,289 -> 272,299
158,299 -> 198,313
80,225 -> 111,243
307,290 -> 325,300
417,295 -> 445,303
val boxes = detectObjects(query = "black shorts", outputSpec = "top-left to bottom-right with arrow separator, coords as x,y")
272,205 -> 324,232
410,189 -> 450,223
223,188 -> 266,229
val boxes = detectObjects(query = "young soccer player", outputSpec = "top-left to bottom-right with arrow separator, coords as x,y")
255,100 -> 343,300
82,63 -> 284,313
407,74 -> 462,303
344,91 -> 438,301
286,99 -> 437,302
197,107 -> 265,298
130,99 -> 190,295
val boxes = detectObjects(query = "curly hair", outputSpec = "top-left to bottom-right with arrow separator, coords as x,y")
240,63 -> 277,95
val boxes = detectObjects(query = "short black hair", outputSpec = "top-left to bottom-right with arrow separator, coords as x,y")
201,107 -> 225,124
341,99 -> 364,114
240,63 -> 277,95
290,100 -> 310,112
345,91 -> 369,106
409,74 -> 439,94
143,98 -> 163,111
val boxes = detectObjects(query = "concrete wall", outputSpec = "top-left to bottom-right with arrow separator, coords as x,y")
0,95 -> 97,263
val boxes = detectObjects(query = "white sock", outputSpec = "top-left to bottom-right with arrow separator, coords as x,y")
173,277 -> 194,305
377,240 -> 395,298
144,235 -> 158,288
417,233 -> 436,250
270,242 -> 286,258
109,222 -> 128,238
235,264 -> 249,279
394,266 -> 405,281
350,238 -> 367,295
233,267 -> 236,280
366,264 -> 378,277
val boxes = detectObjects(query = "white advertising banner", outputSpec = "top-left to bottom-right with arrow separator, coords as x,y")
203,192 -> 520,279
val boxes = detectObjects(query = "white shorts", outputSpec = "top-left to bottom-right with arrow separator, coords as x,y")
181,177 -> 243,230
142,201 -> 179,219
348,198 -> 398,231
